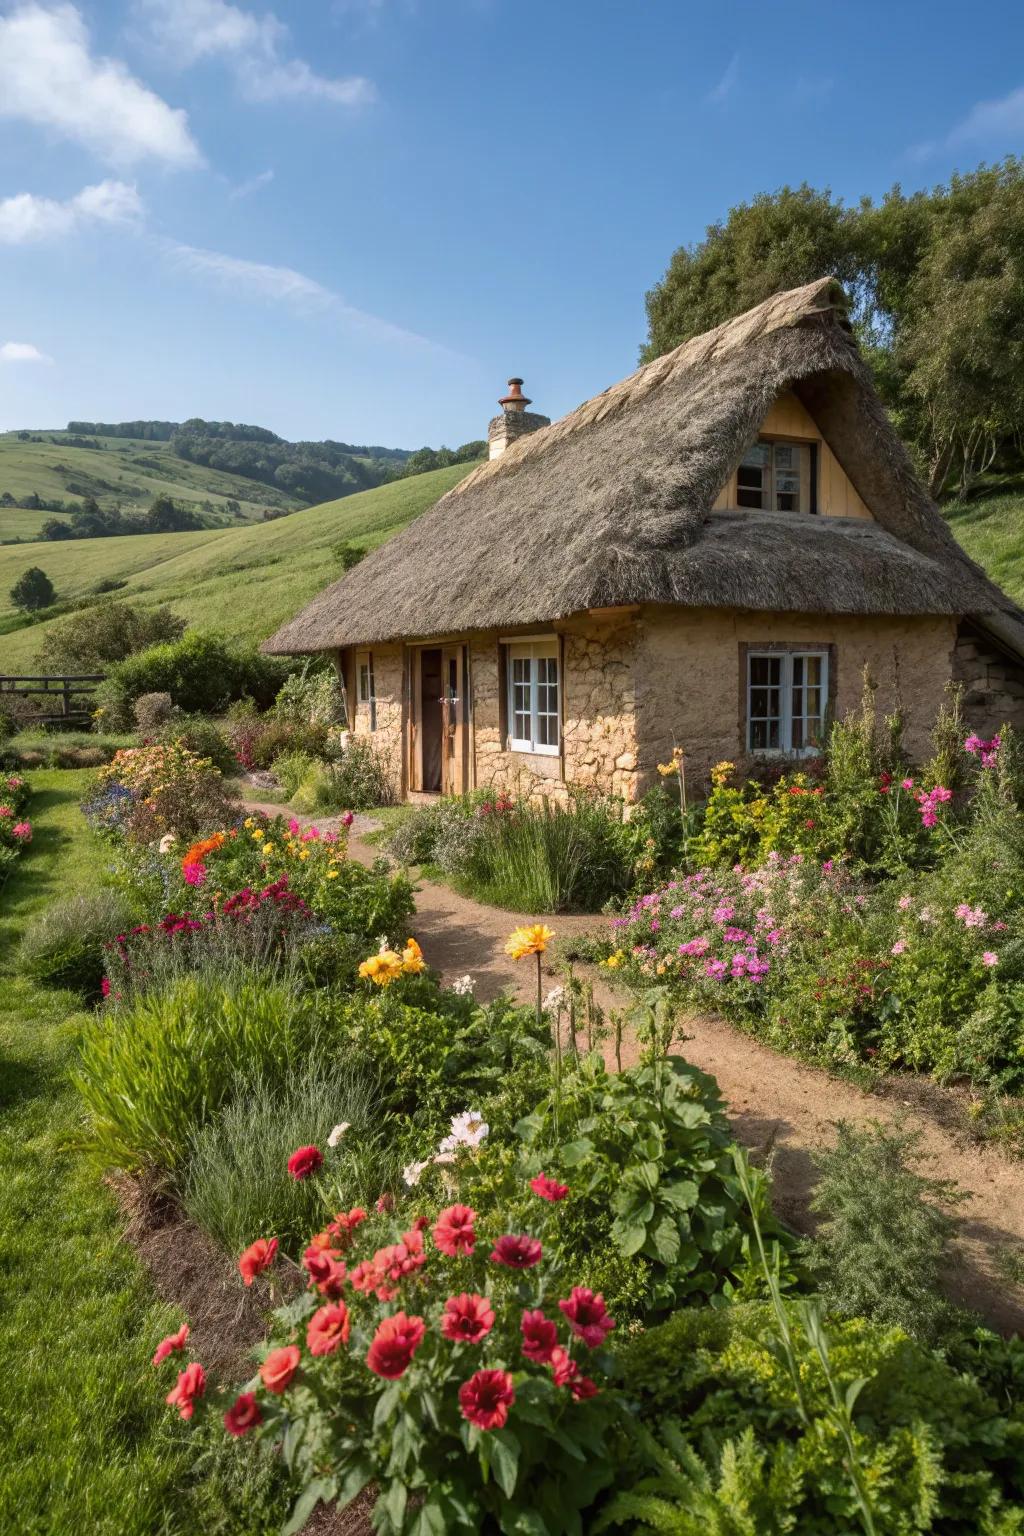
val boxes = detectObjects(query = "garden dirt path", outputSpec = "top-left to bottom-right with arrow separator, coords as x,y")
246,801 -> 1024,1335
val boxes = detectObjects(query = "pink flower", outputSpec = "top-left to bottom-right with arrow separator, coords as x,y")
898,895 -> 913,910
224,1392 -> 262,1437
558,1287 -> 616,1348
704,959 -> 728,980
182,862 -> 205,886
549,1346 -> 599,1400
341,811 -> 355,827
520,1309 -> 559,1363
152,1323 -> 189,1366
678,936 -> 710,957
982,951 -> 999,967
490,1233 -> 542,1269
100,977 -> 111,998
366,1312 -> 425,1379
288,817 -> 301,834
260,1345 -> 301,1394
900,777 -> 914,790
166,1361 -> 205,1419
440,1292 -> 495,1344
458,1368 -> 515,1430
433,1204 -> 477,1257
287,1145 -> 323,1180
529,1173 -> 569,1203
891,940 -> 907,956
11,821 -> 31,842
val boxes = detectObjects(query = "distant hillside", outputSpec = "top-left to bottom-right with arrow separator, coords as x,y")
0,462 -> 474,669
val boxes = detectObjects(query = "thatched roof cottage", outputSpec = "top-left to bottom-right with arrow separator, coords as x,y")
265,278 -> 1024,803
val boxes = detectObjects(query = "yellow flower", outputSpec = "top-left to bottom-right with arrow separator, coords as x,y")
401,937 -> 426,973
358,950 -> 404,986
299,849 -> 310,861
243,817 -> 255,829
327,869 -> 339,879
262,842 -> 274,855
710,760 -> 735,787
601,950 -> 625,970
505,924 -> 555,960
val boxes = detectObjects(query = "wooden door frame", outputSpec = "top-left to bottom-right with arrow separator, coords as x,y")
406,640 -> 471,796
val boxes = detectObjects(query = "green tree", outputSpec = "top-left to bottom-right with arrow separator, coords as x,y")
10,566 -> 55,612
37,602 -> 187,671
144,495 -> 201,532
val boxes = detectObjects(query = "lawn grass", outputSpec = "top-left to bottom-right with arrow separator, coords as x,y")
0,462 -> 474,670
0,771 -> 287,1534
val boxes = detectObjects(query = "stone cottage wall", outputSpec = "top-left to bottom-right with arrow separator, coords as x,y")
471,614 -> 642,803
952,624 -> 1024,736
351,642 -> 405,798
636,607 -> 959,794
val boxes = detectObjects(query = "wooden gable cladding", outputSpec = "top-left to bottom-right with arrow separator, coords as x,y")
713,390 -> 873,521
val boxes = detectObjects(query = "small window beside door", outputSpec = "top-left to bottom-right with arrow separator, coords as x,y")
746,649 -> 828,754
737,440 -> 809,513
357,652 -> 377,731
506,640 -> 560,755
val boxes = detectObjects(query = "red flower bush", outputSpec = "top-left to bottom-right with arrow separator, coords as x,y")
432,1202 -> 477,1257
307,1302 -> 351,1356
152,1323 -> 189,1366
303,1247 -> 347,1298
366,1311 -> 426,1379
440,1292 -> 495,1344
224,1392 -> 262,1437
166,1361 -> 205,1420
260,1345 -> 300,1394
287,1144 -> 323,1180
459,1368 -> 515,1430
530,1173 -> 569,1203
238,1237 -> 278,1286
558,1287 -> 616,1348
490,1233 -> 542,1269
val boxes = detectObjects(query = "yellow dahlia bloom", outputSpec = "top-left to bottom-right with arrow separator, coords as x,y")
505,924 -> 555,959
358,950 -> 404,986
401,937 -> 426,973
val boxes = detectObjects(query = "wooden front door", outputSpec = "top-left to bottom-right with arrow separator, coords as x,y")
440,645 -> 467,796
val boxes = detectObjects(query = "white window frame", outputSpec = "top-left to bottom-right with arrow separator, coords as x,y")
736,439 -> 809,514
746,649 -> 828,756
506,638 -> 560,756
356,651 -> 377,731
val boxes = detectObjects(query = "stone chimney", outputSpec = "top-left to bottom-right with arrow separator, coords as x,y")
488,377 -> 550,459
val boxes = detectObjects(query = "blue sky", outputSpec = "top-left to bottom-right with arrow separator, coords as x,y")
0,0 -> 1023,448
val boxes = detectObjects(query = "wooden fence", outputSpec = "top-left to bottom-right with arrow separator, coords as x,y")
0,673 -> 105,726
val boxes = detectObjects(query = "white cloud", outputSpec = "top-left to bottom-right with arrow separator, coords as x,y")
909,82 -> 1024,162
0,3 -> 201,168
0,180 -> 143,244
228,167 -> 275,200
0,341 -> 53,363
137,0 -> 375,106
707,53 -> 739,105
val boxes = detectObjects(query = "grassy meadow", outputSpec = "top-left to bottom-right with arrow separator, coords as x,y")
0,461 -> 472,668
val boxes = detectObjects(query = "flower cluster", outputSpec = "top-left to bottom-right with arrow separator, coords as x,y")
403,1107 -> 490,1186
965,732 -> 1001,768
476,794 -> 514,818
914,782 -> 953,829
358,935 -> 426,986
0,776 -> 34,861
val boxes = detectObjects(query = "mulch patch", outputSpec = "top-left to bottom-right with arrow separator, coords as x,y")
114,1175 -> 375,1535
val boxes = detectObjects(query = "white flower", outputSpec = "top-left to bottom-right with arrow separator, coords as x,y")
327,1122 -> 351,1148
451,974 -> 475,996
377,935 -> 391,954
449,1109 -> 489,1149
544,986 -> 565,1011
434,1150 -> 457,1165
402,1159 -> 429,1188
158,833 -> 176,853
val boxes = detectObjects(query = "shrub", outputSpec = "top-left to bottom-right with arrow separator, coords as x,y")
38,601 -> 186,672
98,633 -> 288,726
291,737 -> 396,811
273,667 -> 346,727
154,1186 -> 622,1535
607,1303 -> 1024,1534
15,888 -> 128,995
73,977 -> 331,1175
86,742 -> 238,843
156,714 -> 237,774
182,1056 -> 391,1258
268,747 -> 315,798
133,692 -> 173,732
459,795 -> 632,912
803,1121 -> 962,1345
387,794 -> 482,870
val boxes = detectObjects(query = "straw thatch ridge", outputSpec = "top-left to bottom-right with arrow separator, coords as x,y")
264,277 -> 1024,656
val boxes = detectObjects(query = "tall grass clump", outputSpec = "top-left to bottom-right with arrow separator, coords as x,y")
15,888 -> 129,994
460,796 -> 631,912
73,977 -> 328,1177
182,1055 -> 395,1257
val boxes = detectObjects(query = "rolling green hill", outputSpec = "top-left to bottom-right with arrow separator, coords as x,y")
0,462 -> 474,669
0,430 -> 302,535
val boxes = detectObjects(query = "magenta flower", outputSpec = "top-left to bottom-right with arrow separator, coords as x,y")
11,821 -> 31,841
982,951 -> 999,967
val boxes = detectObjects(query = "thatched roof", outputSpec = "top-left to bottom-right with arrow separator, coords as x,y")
264,277 -> 1024,657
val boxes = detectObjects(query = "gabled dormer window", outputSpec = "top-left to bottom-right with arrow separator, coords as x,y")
737,440 -> 812,513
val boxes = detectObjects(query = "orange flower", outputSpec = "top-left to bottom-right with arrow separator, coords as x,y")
180,831 -> 225,874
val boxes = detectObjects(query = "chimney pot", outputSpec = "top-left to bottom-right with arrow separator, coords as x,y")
488,375 -> 549,459
499,377 -> 531,412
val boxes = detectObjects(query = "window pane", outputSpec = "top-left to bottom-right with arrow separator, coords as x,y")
749,655 -> 780,687
772,444 -> 796,470
741,443 -> 771,468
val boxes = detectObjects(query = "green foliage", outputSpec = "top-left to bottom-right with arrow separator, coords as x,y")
73,977 -> 331,1175
99,631 -> 287,725
290,737 -> 397,812
181,1056 -> 391,1257
14,887 -> 128,995
803,1122 -> 961,1345
608,1303 -> 1024,1535
144,493 -> 202,532
37,601 -> 187,672
156,712 -> 237,773
9,564 -> 55,611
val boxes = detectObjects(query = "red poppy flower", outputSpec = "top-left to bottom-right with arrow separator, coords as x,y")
458,1368 -> 515,1430
152,1323 -> 189,1367
366,1311 -> 426,1379
520,1309 -> 558,1364
287,1145 -> 323,1180
432,1203 -> 477,1257
223,1392 -> 262,1437
411,1215 -> 431,1232
305,1251 -> 347,1298
328,1206 -> 368,1244
529,1173 -> 569,1203
549,1345 -> 599,1400
238,1237 -> 279,1287
490,1233 -> 542,1269
166,1361 -> 206,1420
440,1292 -> 495,1344
260,1345 -> 300,1395
306,1302 -> 351,1356
558,1287 -> 615,1348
